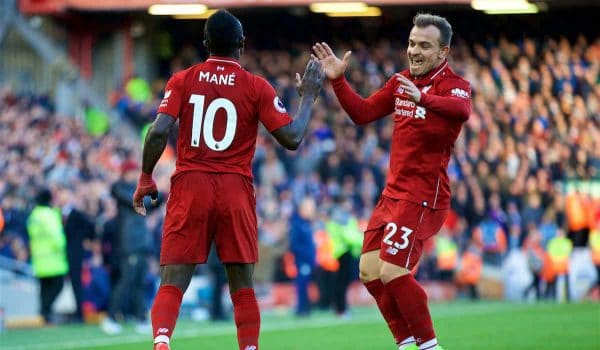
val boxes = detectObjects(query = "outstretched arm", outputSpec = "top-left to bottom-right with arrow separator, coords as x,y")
312,42 -> 393,125
330,76 -> 395,125
271,59 -> 324,150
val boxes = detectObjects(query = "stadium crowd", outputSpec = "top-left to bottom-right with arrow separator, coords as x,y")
1,33 -> 599,322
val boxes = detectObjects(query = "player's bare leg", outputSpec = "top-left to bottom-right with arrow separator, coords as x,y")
360,250 -> 415,349
225,263 -> 261,350
151,264 -> 196,350
380,262 -> 441,350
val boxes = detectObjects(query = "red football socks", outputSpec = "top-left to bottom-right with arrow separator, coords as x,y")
364,279 -> 413,345
385,274 -> 437,348
231,288 -> 261,350
151,285 -> 184,345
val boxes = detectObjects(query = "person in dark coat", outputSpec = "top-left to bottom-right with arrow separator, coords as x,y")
289,197 -> 317,316
100,161 -> 163,334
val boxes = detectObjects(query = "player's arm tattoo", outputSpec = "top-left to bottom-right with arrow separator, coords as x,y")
142,113 -> 177,174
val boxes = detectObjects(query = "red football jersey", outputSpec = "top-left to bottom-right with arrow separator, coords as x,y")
157,56 -> 293,179
331,60 -> 472,209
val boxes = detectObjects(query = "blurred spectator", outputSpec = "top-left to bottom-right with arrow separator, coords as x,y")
589,224 -> 600,293
313,211 -> 339,311
207,245 -> 228,322
26,188 -> 69,324
472,217 -> 507,266
289,197 -> 317,317
59,186 -> 96,323
434,228 -> 459,281
546,230 -> 573,300
566,190 -> 592,247
82,242 -> 111,317
99,197 -> 121,289
522,228 -> 545,300
0,207 -> 28,262
456,242 -> 482,300
539,210 -> 559,248
326,197 -> 362,317
100,162 -> 163,335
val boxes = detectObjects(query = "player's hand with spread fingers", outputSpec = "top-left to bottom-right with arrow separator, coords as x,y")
132,172 -> 158,216
296,58 -> 324,100
312,42 -> 351,80
396,73 -> 422,103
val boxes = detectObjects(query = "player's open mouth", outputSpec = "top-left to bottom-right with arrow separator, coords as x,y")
410,58 -> 424,67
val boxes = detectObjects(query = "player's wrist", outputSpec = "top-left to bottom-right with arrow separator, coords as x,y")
415,91 -> 422,103
138,172 -> 155,186
330,74 -> 346,83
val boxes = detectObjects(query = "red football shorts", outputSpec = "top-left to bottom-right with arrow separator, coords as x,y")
363,196 -> 448,270
160,171 -> 258,265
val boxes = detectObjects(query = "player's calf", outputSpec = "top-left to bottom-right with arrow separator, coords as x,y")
381,262 -> 437,350
231,288 -> 261,350
151,285 -> 184,347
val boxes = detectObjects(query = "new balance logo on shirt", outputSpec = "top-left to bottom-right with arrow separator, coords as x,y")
244,346 -> 257,350
450,88 -> 469,99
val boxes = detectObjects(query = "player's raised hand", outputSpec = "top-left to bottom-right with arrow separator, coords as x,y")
312,42 -> 351,80
297,58 -> 324,100
132,172 -> 158,216
396,74 -> 422,103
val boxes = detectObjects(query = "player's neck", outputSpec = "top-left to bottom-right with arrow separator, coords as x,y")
209,51 -> 240,60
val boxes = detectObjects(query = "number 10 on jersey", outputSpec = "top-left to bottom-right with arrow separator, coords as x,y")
189,94 -> 238,151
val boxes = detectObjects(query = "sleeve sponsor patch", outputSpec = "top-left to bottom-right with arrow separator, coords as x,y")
273,96 -> 287,113
450,88 -> 470,99
160,89 -> 172,107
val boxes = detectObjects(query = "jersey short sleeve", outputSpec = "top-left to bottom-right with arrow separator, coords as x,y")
255,77 -> 293,132
158,72 -> 185,118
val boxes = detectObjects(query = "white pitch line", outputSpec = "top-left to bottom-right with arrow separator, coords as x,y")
1,304 -> 524,350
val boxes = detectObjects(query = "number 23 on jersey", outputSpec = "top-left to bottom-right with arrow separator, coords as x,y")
189,94 -> 238,151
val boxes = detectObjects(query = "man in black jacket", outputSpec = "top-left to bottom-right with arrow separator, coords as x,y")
101,161 -> 163,334
59,187 -> 95,323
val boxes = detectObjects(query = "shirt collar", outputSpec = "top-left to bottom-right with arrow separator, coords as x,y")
206,56 -> 241,68
410,60 -> 448,86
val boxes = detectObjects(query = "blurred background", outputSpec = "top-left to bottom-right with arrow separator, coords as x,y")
0,0 -> 598,348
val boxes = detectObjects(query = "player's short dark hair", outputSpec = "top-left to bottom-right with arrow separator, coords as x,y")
413,13 -> 453,47
204,9 -> 244,56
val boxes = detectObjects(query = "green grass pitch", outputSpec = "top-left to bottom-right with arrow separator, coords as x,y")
1,302 -> 598,350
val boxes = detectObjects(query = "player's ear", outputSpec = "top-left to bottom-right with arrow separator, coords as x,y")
439,46 -> 450,60
238,36 -> 245,55
203,39 -> 210,51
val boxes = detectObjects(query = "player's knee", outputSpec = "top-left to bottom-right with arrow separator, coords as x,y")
225,263 -> 254,293
160,264 -> 194,292
359,251 -> 380,283
359,267 -> 378,283
379,263 -> 410,284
